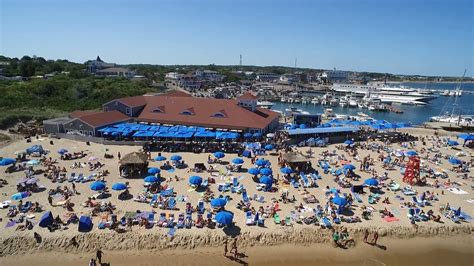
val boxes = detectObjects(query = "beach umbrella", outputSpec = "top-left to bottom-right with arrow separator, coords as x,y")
232,158 -> 244,165
259,175 -> 273,186
332,196 -> 348,206
147,167 -> 161,174
88,156 -> 98,162
343,164 -> 356,171
189,175 -> 203,186
112,183 -> 127,191
26,178 -> 39,185
0,158 -> 16,166
253,132 -> 262,138
213,151 -> 225,159
447,140 -> 459,146
244,133 -> 253,139
264,144 -> 274,150
144,175 -> 160,183
280,167 -> 293,174
259,167 -> 272,175
266,133 -> 275,138
26,159 -> 40,166
248,168 -> 259,175
448,157 -> 462,165
57,148 -> 68,155
170,155 -> 182,161
155,155 -> 167,161
255,159 -> 269,167
215,210 -> 234,225
210,198 -> 227,208
11,192 -> 30,200
344,140 -> 354,145
90,181 -> 106,191
364,178 -> 379,187
405,150 -> 418,157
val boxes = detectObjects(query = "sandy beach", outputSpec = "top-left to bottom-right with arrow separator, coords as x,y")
0,128 -> 472,264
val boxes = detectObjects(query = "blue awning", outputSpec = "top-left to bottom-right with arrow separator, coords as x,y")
194,131 -> 216,138
286,126 -> 360,136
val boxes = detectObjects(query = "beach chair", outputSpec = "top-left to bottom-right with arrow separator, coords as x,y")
246,211 -> 254,225
389,183 -> 401,191
197,201 -> 205,214
150,194 -> 158,206
232,177 -> 239,187
291,180 -> 299,189
147,212 -> 155,224
75,173 -> 84,183
242,191 -> 250,203
285,216 -> 292,226
274,213 -> 281,224
157,213 -> 166,227
67,172 -> 76,182
195,214 -> 204,228
300,173 -> 310,188
257,215 -> 265,227
168,197 -> 177,210
160,188 -> 174,197
167,213 -> 175,228
352,192 -> 362,203
333,216 -> 341,224
320,217 -> 332,228
167,227 -> 176,238
185,213 -> 193,228
412,196 -> 425,207
257,195 -> 265,203
201,179 -> 208,188
81,174 -> 94,183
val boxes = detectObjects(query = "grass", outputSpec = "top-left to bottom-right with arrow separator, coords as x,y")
0,108 -> 68,129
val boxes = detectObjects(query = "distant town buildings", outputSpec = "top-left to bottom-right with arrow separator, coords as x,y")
87,56 -> 135,78
322,70 -> 350,83
256,73 -> 281,82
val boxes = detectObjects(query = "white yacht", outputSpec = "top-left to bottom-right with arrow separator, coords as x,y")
311,97 -> 320,104
440,90 -> 450,96
284,107 -> 310,116
330,98 -> 339,107
280,96 -> 288,102
257,101 -> 274,109
339,96 -> 348,107
332,83 -> 437,104
348,96 -> 358,107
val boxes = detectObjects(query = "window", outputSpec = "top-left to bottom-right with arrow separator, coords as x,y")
211,110 -> 227,118
89,131 -> 93,136
126,107 -> 131,115
180,108 -> 195,115
104,106 -> 108,112
152,106 -> 165,113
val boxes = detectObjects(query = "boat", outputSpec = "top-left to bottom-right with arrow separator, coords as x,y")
331,83 -> 437,104
339,96 -> 348,107
284,107 -> 310,116
311,97 -> 320,104
357,103 -> 365,108
348,97 -> 358,107
280,96 -> 288,102
322,108 -> 335,119
440,90 -> 450,96
257,101 -> 274,109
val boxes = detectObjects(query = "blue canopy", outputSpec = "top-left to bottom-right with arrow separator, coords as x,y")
259,175 -> 273,185
332,196 -> 348,206
405,150 -> 418,156
26,145 -> 45,155
210,198 -> 227,208
253,132 -> 262,138
447,140 -> 459,146
112,183 -> 127,191
215,210 -> 234,225
264,144 -> 274,150
0,158 -> 16,166
170,154 -> 182,161
144,175 -> 160,183
259,167 -> 272,175
39,211 -> 53,228
194,131 -> 216,138
155,155 -> 167,161
248,168 -> 260,175
213,151 -> 225,159
243,133 -> 253,138
343,164 -> 356,171
90,181 -> 106,191
148,167 -> 161,174
344,140 -> 354,145
458,133 -> 474,141
189,175 -> 203,186
78,216 -> 93,232
57,148 -> 68,154
448,157 -> 462,165
364,178 -> 379,187
280,167 -> 293,174
232,158 -> 244,164
255,159 -> 269,167
11,192 -> 29,200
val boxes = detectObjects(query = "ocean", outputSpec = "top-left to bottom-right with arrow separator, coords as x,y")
271,82 -> 474,125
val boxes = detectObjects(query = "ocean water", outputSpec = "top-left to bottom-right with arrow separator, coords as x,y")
272,82 -> 474,125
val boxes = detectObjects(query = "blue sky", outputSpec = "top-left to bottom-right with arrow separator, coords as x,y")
1,0 -> 472,76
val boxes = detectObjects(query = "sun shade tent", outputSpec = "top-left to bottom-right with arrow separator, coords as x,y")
189,175 -> 203,186
215,210 -> 234,225
39,211 -> 54,228
0,158 -> 16,166
78,216 -> 93,232
26,145 -> 45,155
210,198 -> 227,208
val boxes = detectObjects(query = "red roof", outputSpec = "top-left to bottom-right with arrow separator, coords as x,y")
114,95 -> 147,107
237,92 -> 257,100
70,110 -> 100,118
162,90 -> 192,97
76,111 -> 130,128
136,95 -> 279,130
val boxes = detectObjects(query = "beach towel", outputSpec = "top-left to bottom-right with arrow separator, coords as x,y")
447,187 -> 468,195
5,220 -> 16,228
167,227 -> 176,238
384,216 -> 400,222
167,168 -> 175,173
466,199 -> 474,204
390,207 -> 401,216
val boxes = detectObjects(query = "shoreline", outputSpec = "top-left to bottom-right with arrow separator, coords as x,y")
1,234 -> 472,266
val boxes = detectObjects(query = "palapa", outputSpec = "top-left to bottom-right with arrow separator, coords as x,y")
119,152 -> 148,165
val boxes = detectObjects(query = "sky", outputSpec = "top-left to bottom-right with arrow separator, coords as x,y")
1,0 -> 473,76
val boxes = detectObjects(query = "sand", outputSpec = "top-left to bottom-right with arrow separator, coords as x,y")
0,128 -> 472,263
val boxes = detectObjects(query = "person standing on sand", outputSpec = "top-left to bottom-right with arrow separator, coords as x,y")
231,238 -> 238,259
72,183 -> 77,194
364,229 -> 369,243
224,238 -> 228,257
118,152 -> 121,160
373,232 -> 379,245
96,249 -> 103,264
89,258 -> 96,266
48,195 -> 53,206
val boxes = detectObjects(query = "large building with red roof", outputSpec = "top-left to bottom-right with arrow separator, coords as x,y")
43,91 -> 280,137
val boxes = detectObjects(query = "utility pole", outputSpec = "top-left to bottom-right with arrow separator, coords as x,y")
239,54 -> 242,66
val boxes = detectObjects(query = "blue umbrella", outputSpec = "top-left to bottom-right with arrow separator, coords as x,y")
210,198 -> 227,208
155,155 -> 167,161
332,196 -> 348,206
189,175 -> 203,186
264,144 -> 274,150
299,124 -> 308,129
364,178 -> 379,187
148,167 -> 161,174
0,158 -> 16,166
232,158 -> 244,165
343,164 -> 356,171
405,150 -> 418,157
253,132 -> 262,138
344,140 -> 354,145
447,140 -> 459,146
90,181 -> 106,191
57,148 -> 68,154
248,168 -> 260,175
215,210 -> 234,225
259,175 -> 273,185
170,155 -> 182,161
244,133 -> 253,138
112,183 -> 127,191
11,192 -> 29,201
255,159 -> 269,167
280,167 -> 293,174
259,167 -> 272,175
448,157 -> 462,165
144,175 -> 160,183
213,151 -> 225,159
